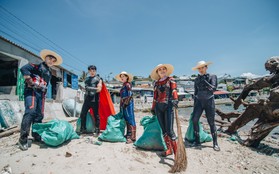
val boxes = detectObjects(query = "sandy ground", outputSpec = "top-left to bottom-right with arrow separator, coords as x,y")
0,111 -> 279,174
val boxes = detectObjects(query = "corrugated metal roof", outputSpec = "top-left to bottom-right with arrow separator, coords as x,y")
0,35 -> 77,75
0,35 -> 39,59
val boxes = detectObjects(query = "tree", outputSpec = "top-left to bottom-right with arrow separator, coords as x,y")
191,74 -> 197,78
79,71 -> 88,82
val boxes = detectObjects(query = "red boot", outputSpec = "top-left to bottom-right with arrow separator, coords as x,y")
126,125 -> 136,144
170,140 -> 177,157
161,135 -> 173,157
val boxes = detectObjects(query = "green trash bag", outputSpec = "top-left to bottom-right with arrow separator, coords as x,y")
185,113 -> 212,143
98,112 -> 126,142
76,112 -> 95,133
32,119 -> 79,147
134,116 -> 167,151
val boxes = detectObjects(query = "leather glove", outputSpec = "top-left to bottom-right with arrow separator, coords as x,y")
172,100 -> 179,109
151,109 -> 155,116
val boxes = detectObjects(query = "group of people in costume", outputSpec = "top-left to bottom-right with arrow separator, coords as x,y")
18,48 -> 220,154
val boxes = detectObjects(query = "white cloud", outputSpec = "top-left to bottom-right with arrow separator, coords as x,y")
240,72 -> 263,79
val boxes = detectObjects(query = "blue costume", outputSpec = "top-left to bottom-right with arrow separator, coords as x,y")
120,82 -> 136,142
19,62 -> 51,147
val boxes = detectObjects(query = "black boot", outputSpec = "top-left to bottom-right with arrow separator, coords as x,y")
18,138 -> 28,151
212,132 -> 220,151
79,117 -> 87,135
192,131 -> 201,149
93,117 -> 100,137
93,128 -> 100,137
78,125 -> 87,135
32,132 -> 42,143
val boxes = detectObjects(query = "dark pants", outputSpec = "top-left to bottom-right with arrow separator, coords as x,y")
155,102 -> 176,140
192,96 -> 216,134
19,89 -> 45,144
80,97 -> 100,131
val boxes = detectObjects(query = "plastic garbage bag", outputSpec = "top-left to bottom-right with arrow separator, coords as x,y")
185,113 -> 212,143
32,119 -> 79,147
0,101 -> 18,128
98,112 -> 126,142
75,112 -> 96,133
134,116 -> 167,151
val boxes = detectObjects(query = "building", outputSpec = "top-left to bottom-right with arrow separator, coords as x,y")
0,35 -> 78,101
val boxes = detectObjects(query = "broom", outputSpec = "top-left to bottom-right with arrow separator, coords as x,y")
169,108 -> 187,173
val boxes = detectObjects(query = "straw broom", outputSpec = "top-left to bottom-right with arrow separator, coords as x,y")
169,108 -> 187,173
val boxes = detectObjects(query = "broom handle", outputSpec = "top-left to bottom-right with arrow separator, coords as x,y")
174,108 -> 181,132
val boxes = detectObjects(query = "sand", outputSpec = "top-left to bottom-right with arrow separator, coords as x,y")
0,112 -> 279,174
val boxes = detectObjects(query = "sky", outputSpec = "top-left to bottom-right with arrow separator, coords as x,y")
0,0 -> 279,80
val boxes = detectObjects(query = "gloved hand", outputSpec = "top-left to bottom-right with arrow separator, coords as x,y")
25,77 -> 35,87
123,97 -> 132,107
151,109 -> 155,116
123,103 -> 128,109
38,84 -> 47,93
33,83 -> 47,92
85,86 -> 97,92
172,100 -> 179,109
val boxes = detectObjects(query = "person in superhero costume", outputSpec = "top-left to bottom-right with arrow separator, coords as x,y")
18,49 -> 63,151
150,64 -> 178,157
80,65 -> 102,137
115,71 -> 136,144
192,61 -> 220,151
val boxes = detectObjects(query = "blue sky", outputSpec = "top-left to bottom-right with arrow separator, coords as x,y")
1,0 -> 278,80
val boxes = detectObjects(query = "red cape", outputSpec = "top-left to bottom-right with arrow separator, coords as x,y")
89,82 -> 115,130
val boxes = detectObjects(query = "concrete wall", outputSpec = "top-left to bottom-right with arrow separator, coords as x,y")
0,37 -> 41,64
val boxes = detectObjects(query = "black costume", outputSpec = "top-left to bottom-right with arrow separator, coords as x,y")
80,75 -> 101,135
192,73 -> 220,150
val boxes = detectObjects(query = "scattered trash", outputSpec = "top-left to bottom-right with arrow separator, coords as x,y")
84,137 -> 102,145
65,152 -> 72,157
1,165 -> 12,174
93,141 -> 102,146
85,138 -> 91,143
229,135 -> 237,141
